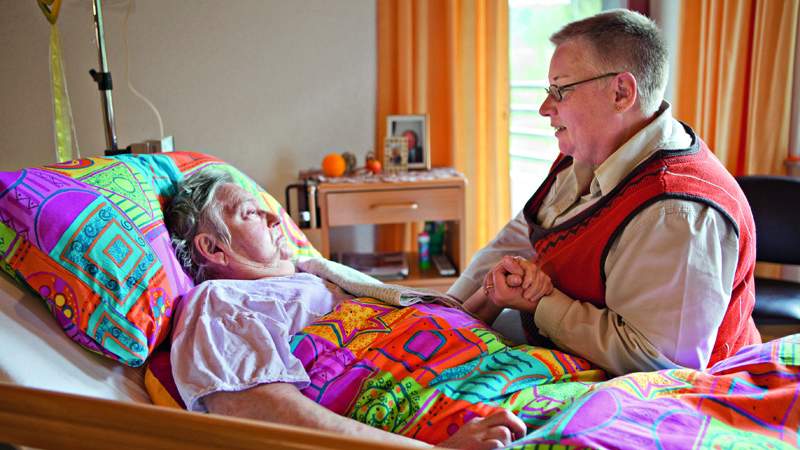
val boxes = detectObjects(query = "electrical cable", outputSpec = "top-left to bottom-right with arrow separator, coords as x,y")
123,0 -> 164,139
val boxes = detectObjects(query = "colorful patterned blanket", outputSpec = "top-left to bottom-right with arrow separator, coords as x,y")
291,297 -> 800,449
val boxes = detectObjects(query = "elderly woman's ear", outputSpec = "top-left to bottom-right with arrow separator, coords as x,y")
194,233 -> 227,267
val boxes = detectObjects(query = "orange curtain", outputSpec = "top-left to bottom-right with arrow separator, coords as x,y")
376,0 -> 510,259
675,0 -> 799,176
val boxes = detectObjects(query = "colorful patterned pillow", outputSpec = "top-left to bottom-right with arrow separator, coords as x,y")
0,151 -> 318,367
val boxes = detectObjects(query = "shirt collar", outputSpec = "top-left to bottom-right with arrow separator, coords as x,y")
590,101 -> 691,196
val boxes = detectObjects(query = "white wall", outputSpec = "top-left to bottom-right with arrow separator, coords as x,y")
0,0 -> 376,199
649,0 -> 681,105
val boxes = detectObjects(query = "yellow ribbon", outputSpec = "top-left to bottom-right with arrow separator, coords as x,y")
49,23 -> 78,162
38,0 -> 78,162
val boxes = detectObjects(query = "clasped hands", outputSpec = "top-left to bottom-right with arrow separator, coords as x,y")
482,255 -> 553,314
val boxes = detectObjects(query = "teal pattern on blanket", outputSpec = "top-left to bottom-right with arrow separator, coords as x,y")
290,297 -> 800,448
431,347 -> 582,405
291,298 -> 607,443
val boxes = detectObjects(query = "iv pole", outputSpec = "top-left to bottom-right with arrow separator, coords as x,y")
89,0 -> 124,155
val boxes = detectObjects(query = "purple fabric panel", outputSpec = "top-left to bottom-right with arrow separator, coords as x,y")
293,333 -> 337,369
0,168 -> 95,252
406,330 -> 447,359
297,333 -> 377,415
145,222 -> 194,296
525,389 -> 703,448
37,190 -> 98,252
414,303 -> 484,329
708,340 -> 775,375
312,360 -> 379,415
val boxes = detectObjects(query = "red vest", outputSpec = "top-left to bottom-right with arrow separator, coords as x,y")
521,124 -> 760,366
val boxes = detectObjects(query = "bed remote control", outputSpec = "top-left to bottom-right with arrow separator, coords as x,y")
432,254 -> 456,276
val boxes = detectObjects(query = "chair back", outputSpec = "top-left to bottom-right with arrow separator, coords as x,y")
736,175 -> 800,265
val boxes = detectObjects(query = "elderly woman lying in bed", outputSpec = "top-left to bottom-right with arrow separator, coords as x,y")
164,170 -> 561,449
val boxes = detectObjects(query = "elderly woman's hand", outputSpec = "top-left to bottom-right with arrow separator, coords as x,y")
482,255 -> 553,314
439,409 -> 526,450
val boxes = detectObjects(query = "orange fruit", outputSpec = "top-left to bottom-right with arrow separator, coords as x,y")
322,153 -> 346,177
366,158 -> 382,174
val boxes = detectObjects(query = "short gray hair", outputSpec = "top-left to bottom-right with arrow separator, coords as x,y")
551,9 -> 668,115
164,170 -> 234,283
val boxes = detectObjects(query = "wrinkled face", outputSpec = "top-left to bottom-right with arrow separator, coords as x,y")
539,39 -> 618,165
216,183 -> 292,273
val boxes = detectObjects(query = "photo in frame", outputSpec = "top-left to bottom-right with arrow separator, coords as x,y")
383,136 -> 408,174
387,114 -> 430,170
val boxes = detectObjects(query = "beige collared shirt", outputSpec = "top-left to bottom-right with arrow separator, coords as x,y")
449,103 -> 738,375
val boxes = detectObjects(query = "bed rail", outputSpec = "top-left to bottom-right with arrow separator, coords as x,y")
0,383 -> 430,450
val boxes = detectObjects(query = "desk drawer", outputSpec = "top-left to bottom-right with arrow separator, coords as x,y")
326,187 -> 462,226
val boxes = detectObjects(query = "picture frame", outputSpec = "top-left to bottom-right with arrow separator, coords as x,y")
383,136 -> 408,174
387,114 -> 430,170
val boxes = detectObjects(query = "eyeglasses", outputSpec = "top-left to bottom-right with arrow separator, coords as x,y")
544,72 -> 620,102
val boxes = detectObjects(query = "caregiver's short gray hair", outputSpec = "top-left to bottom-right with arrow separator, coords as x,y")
551,9 -> 668,116
164,170 -> 234,283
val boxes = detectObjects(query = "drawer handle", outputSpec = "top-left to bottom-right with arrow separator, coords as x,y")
370,202 -> 419,211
